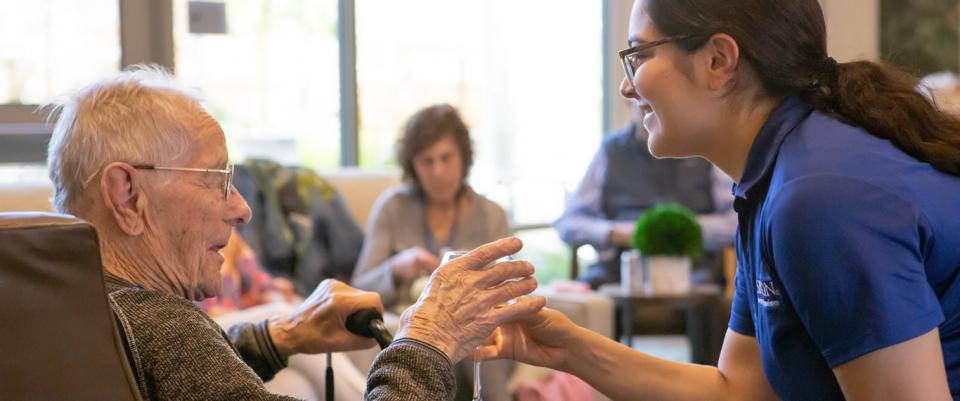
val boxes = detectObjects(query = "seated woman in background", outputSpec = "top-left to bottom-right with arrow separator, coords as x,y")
350,103 -> 513,401
351,104 -> 510,307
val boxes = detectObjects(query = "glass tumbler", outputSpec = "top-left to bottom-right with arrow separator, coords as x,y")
440,250 -> 515,401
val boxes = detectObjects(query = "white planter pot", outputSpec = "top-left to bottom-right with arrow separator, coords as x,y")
645,256 -> 691,295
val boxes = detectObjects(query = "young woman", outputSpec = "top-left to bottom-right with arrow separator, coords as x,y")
487,1 -> 960,400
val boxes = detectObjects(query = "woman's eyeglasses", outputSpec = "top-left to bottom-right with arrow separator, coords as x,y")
618,34 -> 698,86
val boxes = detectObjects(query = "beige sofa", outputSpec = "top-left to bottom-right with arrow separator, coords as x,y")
0,167 -> 614,400
0,167 -> 399,223
0,181 -> 55,212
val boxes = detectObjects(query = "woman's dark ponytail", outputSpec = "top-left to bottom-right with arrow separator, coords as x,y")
809,60 -> 960,175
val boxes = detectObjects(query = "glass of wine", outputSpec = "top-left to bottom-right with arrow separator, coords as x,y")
440,250 -> 515,401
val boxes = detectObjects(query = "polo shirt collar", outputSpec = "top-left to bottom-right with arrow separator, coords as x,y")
733,95 -> 814,200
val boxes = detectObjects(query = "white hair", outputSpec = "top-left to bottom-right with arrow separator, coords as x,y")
46,64 -> 208,214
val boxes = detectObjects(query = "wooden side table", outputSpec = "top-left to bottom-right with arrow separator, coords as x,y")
602,285 -> 725,365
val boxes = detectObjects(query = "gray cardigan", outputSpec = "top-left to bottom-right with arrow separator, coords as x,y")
351,184 -> 511,306
106,277 -> 456,400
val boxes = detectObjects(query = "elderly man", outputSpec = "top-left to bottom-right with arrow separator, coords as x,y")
47,66 -> 544,400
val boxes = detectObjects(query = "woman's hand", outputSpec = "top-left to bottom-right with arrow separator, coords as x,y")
395,237 -> 546,362
268,279 -> 384,357
476,308 -> 579,371
392,247 -> 440,281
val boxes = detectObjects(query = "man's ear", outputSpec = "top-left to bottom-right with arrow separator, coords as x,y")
99,162 -> 147,236
701,33 -> 742,93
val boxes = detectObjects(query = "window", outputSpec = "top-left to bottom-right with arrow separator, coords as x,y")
0,0 -> 625,283
0,0 -> 120,105
356,1 -> 602,283
0,0 -> 120,104
355,0 -> 603,227
0,0 -> 120,166
174,0 -> 341,170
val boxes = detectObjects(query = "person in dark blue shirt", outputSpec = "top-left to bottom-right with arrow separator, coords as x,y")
477,0 -> 960,400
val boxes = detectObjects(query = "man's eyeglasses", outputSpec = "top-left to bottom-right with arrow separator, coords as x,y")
618,34 -> 698,86
133,164 -> 235,200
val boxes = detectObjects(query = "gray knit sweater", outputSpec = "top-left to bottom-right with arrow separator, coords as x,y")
105,277 -> 456,400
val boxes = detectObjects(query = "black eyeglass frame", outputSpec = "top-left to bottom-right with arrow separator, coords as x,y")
132,164 -> 235,200
618,34 -> 701,89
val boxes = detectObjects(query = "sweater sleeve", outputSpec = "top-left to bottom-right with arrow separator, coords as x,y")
365,338 -> 457,400
226,320 -> 289,382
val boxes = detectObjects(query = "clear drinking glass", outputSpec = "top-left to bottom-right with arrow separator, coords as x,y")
441,250 -> 515,401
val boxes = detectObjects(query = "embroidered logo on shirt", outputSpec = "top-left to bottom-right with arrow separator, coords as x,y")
756,280 -> 781,307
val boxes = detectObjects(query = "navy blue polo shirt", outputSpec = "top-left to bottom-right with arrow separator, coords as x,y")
728,95 -> 960,400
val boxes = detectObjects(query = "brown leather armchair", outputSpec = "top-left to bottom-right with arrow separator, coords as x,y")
0,213 -> 142,401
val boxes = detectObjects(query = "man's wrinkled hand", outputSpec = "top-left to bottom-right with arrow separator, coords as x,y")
268,279 -> 384,357
394,237 -> 547,362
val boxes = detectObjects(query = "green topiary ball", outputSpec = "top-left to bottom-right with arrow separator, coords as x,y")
631,203 -> 703,258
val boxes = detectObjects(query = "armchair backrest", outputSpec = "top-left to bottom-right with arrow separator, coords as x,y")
0,212 -> 142,401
